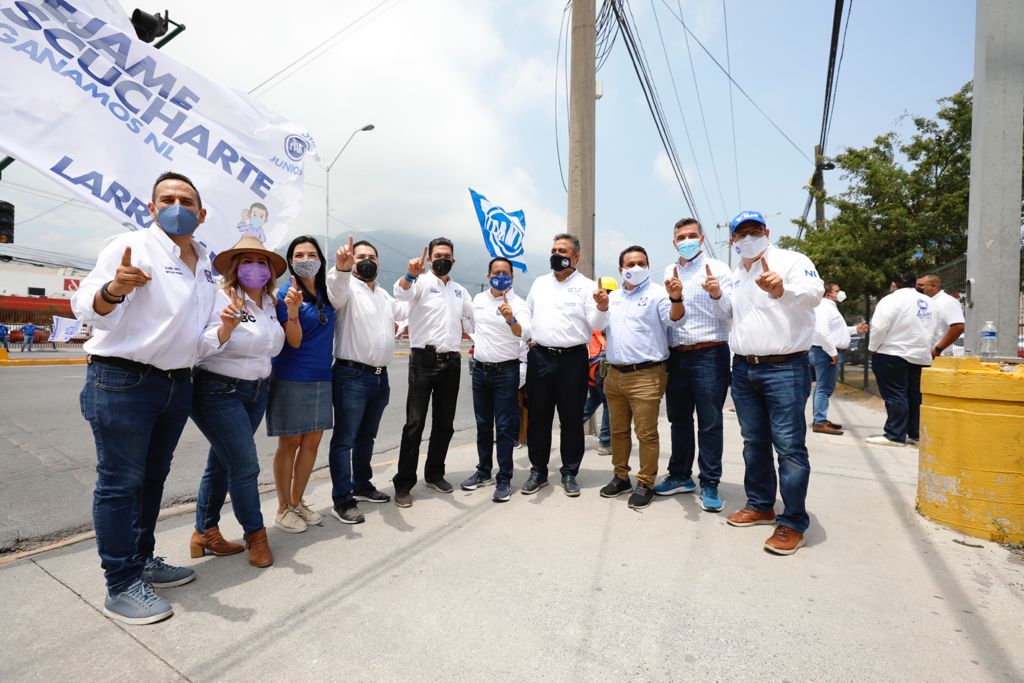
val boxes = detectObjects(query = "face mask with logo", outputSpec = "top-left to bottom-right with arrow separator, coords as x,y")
622,265 -> 650,286
489,273 -> 513,292
355,259 -> 378,281
550,253 -> 572,272
676,238 -> 701,261
250,216 -> 265,230
835,290 -> 847,303
734,234 -> 769,259
157,204 -> 200,237
292,259 -> 321,280
238,262 -> 271,289
431,257 -> 453,277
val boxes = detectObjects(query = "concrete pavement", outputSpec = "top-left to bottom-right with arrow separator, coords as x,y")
2,391 -> 1023,681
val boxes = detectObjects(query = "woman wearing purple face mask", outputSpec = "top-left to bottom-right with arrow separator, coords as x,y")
189,237 -> 302,569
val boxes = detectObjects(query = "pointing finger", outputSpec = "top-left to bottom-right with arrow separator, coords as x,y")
502,292 -> 508,303
348,234 -> 354,250
291,276 -> 297,289
421,245 -> 429,263
705,264 -> 712,277
121,246 -> 133,267
760,256 -> 769,272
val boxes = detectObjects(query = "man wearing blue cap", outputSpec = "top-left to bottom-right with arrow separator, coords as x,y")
705,210 -> 823,555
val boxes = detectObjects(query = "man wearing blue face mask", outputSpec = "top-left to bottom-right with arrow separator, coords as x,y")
237,202 -> 269,242
72,171 -> 216,625
656,218 -> 733,513
462,257 -> 532,502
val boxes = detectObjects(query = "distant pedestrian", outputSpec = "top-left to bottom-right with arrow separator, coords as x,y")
71,171 -> 215,625
867,271 -> 936,448
0,322 -> 9,352
19,321 -> 36,352
523,233 -> 608,497
916,273 -> 965,358
810,282 -> 869,435
189,238 -> 299,569
582,277 -> 616,455
713,211 -> 824,556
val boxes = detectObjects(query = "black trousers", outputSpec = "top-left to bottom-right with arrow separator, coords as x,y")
393,349 -> 461,491
526,345 -> 589,478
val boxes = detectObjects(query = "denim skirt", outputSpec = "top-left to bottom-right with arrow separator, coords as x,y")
265,376 -> 333,436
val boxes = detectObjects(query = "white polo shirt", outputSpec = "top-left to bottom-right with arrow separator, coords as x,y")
813,297 -> 852,357
328,269 -> 407,367
469,289 -> 532,363
930,290 -> 965,354
604,280 -> 683,365
392,271 -> 471,352
197,289 -> 284,380
869,287 -> 936,366
72,225 -> 216,371
713,245 -> 824,356
527,270 -> 607,348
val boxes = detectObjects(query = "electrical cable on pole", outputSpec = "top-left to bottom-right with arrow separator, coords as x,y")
723,0 -> 742,208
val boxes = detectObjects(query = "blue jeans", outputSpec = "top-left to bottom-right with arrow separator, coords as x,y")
809,346 -> 841,424
731,355 -> 812,533
471,360 -> 520,484
0,336 -> 9,351
871,353 -> 922,442
329,363 -> 390,506
190,370 -> 269,536
80,362 -> 193,594
665,344 -> 730,487
582,367 -> 610,445
21,335 -> 33,352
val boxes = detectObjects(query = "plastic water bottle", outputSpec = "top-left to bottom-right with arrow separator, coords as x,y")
978,321 -> 998,359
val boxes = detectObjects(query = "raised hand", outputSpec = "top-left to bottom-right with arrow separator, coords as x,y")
498,291 -> 514,322
108,246 -> 152,296
755,256 -> 784,297
593,287 -> 609,311
407,245 -> 428,278
665,273 -> 683,301
701,263 -> 722,300
336,234 -> 354,271
219,287 -> 244,337
284,276 -> 302,318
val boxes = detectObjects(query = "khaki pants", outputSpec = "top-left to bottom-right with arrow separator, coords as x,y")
603,364 -> 668,488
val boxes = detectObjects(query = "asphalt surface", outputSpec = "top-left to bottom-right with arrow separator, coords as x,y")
0,356 -> 477,551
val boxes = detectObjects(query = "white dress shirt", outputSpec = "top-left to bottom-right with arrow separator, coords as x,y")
603,280 -> 684,365
72,226 -> 216,370
663,253 -> 731,346
714,245 -> 824,356
526,270 -> 607,348
869,287 -> 936,366
329,269 -> 407,367
813,297 -> 852,357
392,271 -> 471,352
930,290 -> 965,354
469,289 -> 532,362
198,289 -> 284,380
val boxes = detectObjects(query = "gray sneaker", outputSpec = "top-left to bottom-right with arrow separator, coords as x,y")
103,579 -> 173,625
142,556 -> 195,588
331,502 -> 365,525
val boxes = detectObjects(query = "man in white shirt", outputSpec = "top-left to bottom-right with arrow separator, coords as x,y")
656,217 -> 733,513
326,236 -> 407,523
597,245 -> 684,510
916,273 -> 965,358
708,210 -> 824,556
391,237 -> 473,507
810,282 -> 869,435
867,271 -> 937,448
524,233 -> 609,497
461,257 -> 532,502
71,172 -> 215,625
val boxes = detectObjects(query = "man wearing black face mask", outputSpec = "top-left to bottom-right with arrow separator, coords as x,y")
391,237 -> 473,507
325,235 -> 408,523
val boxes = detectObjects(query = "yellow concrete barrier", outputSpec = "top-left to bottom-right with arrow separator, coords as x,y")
918,356 -> 1024,544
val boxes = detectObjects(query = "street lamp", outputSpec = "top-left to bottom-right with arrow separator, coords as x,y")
325,124 -> 374,246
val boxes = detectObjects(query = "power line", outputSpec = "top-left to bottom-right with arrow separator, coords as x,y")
657,0 -> 812,164
554,1 -> 571,193
818,0 -> 846,154
823,0 -> 853,153
722,0 -> 741,207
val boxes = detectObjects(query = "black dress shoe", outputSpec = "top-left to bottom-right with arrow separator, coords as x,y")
561,474 -> 581,497
599,476 -> 632,498
425,478 -> 454,494
520,472 -> 548,495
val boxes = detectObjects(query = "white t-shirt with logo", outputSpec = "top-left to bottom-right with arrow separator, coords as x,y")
868,287 -> 937,366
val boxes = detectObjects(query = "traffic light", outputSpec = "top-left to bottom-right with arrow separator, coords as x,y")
0,201 -> 13,244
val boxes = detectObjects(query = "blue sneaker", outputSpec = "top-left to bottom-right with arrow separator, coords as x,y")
493,481 -> 512,502
700,485 -> 723,512
653,476 -> 696,496
142,556 -> 196,588
103,579 -> 173,625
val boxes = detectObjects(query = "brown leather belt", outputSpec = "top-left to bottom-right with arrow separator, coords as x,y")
734,350 -> 808,365
672,341 -> 727,353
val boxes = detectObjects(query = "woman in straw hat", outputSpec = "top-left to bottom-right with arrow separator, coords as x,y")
189,236 -> 301,568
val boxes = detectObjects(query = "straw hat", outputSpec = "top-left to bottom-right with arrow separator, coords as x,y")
213,236 -> 287,278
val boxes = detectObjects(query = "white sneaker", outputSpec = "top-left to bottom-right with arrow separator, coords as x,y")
274,507 -> 308,533
865,435 -> 906,447
597,445 -> 612,456
295,500 -> 323,526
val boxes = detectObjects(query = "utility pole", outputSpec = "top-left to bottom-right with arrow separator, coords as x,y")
964,0 -> 1024,357
812,144 -> 826,230
567,0 -> 596,278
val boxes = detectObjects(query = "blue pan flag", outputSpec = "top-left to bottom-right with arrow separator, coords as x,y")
469,189 -> 527,272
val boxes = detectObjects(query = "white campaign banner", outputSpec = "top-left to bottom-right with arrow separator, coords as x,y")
0,0 -> 318,254
48,314 -> 82,342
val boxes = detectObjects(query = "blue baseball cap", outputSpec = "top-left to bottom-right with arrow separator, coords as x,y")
729,210 -> 767,235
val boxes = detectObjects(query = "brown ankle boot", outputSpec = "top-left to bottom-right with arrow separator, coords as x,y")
244,527 -> 273,568
189,526 -> 244,558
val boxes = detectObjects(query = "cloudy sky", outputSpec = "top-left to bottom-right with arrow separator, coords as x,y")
0,0 -> 976,283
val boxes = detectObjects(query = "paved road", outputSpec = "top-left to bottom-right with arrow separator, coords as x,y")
0,356 -> 478,550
